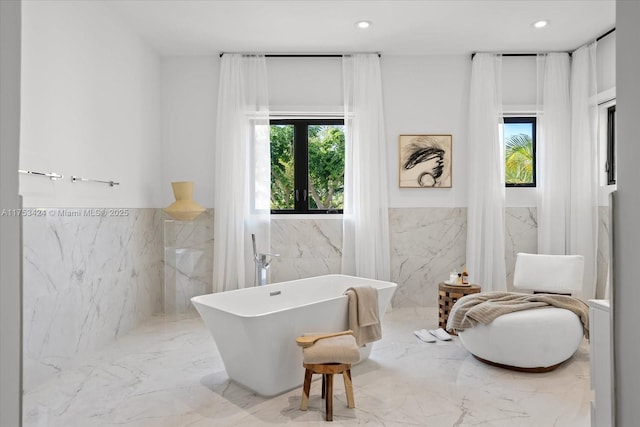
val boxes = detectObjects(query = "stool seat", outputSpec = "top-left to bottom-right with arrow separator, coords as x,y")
302,334 -> 360,364
298,333 -> 359,421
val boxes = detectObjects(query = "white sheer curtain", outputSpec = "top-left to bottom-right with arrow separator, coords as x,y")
570,43 -> 598,300
341,54 -> 391,280
213,54 -> 270,292
466,53 -> 506,291
537,53 -> 571,255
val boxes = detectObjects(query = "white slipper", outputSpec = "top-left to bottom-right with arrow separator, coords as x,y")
429,328 -> 452,341
414,329 -> 436,343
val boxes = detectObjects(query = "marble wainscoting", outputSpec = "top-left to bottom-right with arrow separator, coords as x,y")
389,207 -> 537,307
504,207 -> 538,290
596,205 -> 612,299
268,208 -> 539,308
270,217 -> 343,283
22,208 -> 164,391
389,208 -> 467,308
163,209 -> 214,313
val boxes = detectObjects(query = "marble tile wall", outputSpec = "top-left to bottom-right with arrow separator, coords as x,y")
22,205 -> 608,390
22,208 -> 163,391
270,217 -> 343,282
504,207 -> 538,290
597,206 -> 612,299
389,208 -> 467,307
269,207 -> 539,308
163,210 -> 214,313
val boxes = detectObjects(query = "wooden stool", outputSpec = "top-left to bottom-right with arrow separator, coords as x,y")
296,332 -> 360,421
300,362 -> 355,421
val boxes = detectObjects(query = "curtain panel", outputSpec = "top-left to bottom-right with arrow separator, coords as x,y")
341,54 -> 391,281
466,53 -> 507,291
537,53 -> 572,255
570,43 -> 599,300
213,54 -> 270,292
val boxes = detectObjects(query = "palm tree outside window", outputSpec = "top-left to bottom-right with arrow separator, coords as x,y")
503,117 -> 536,187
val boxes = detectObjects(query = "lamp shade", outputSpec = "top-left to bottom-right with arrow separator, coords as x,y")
163,181 -> 205,221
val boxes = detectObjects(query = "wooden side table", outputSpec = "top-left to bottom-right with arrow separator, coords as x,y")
438,283 -> 481,333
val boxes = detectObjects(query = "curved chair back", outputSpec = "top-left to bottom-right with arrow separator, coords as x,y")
513,253 -> 585,294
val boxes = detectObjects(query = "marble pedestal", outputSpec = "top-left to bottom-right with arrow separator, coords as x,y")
163,212 -> 214,314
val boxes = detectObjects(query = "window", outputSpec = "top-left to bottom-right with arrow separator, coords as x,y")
270,119 -> 345,214
605,105 -> 616,185
503,117 -> 536,187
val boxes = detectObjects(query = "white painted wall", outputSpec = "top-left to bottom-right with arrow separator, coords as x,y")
383,55 -> 471,207
160,57 -> 218,207
614,1 -> 640,424
268,57 -> 343,112
1,1 -> 23,425
161,54 -> 476,208
597,31 -> 616,95
160,54 -> 475,208
162,54 -> 571,209
20,0 -> 162,208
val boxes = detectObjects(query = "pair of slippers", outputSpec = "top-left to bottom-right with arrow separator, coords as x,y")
413,328 -> 452,343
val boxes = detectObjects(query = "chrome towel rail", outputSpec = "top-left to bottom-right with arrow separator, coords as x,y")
18,169 -> 63,180
71,176 -> 120,187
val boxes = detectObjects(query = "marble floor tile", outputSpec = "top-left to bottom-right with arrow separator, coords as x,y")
23,308 -> 591,426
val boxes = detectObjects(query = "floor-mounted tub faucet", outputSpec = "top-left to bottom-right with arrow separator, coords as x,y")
252,234 -> 279,286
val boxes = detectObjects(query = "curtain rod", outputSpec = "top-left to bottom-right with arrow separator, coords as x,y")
219,52 -> 381,58
470,27 -> 616,60
596,27 -> 615,42
470,52 -> 555,60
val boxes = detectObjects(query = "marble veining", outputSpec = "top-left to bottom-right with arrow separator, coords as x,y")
163,209 -> 214,313
24,205 -> 608,395
504,207 -> 538,290
23,307 -> 591,426
268,208 -> 540,307
22,208 -> 163,391
596,206 -> 611,299
389,208 -> 467,308
270,217 -> 343,282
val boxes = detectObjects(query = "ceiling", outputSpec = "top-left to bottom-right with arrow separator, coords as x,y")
106,0 -> 615,56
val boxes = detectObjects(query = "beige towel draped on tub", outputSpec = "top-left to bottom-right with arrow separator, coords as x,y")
344,287 -> 382,346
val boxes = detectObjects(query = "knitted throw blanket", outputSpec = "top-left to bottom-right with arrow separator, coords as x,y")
446,291 -> 590,339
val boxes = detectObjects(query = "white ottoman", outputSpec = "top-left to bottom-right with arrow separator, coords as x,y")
457,307 -> 584,371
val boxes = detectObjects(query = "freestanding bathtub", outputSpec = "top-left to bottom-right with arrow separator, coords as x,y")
191,274 -> 397,396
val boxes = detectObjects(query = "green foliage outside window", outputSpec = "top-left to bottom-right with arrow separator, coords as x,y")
270,125 -> 295,209
270,123 -> 345,211
307,126 -> 345,210
505,133 -> 534,184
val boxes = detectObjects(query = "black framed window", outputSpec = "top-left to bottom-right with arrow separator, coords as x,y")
503,116 -> 536,187
606,105 -> 616,185
270,119 -> 345,214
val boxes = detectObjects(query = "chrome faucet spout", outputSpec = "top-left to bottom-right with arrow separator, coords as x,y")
251,234 -> 279,286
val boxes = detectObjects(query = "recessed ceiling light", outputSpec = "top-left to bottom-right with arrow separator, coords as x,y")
356,20 -> 372,29
533,20 -> 548,29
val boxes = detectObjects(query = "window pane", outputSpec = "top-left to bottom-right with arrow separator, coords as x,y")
270,124 -> 295,210
307,125 -> 345,210
606,105 -> 616,185
504,121 -> 535,185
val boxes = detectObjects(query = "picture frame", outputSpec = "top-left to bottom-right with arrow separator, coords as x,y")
398,134 -> 452,188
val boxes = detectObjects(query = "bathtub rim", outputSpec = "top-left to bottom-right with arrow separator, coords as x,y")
190,274 -> 397,319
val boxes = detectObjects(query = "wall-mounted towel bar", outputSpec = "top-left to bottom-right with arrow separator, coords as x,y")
19,169 -> 63,180
71,176 -> 120,187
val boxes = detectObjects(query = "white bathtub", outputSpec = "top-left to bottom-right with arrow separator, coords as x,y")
191,274 -> 397,396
